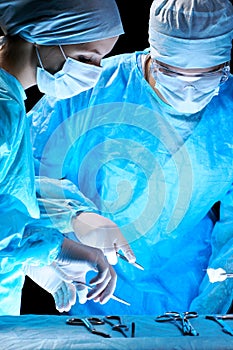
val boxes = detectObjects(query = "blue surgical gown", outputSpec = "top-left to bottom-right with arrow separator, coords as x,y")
30,50 -> 233,315
0,68 -> 63,315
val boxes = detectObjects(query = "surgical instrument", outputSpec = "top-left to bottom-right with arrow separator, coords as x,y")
116,252 -> 144,271
205,315 -> 233,336
131,322 -> 135,337
103,315 -> 129,337
73,281 -> 130,306
66,317 -> 111,338
155,311 -> 199,336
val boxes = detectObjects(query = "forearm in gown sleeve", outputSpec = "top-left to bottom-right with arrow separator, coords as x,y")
0,99 -> 63,271
0,205 -> 63,272
190,186 -> 233,314
35,176 -> 99,233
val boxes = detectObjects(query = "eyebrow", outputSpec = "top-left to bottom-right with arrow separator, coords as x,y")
92,48 -> 102,54
79,47 -> 102,56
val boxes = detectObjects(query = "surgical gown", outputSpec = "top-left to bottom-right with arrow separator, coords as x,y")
0,68 -> 63,315
30,50 -> 233,315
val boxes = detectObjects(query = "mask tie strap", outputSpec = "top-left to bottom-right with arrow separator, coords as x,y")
35,46 -> 44,69
59,45 -> 67,60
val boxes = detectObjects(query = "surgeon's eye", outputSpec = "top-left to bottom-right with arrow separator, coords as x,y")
77,55 -> 93,64
76,55 -> 101,67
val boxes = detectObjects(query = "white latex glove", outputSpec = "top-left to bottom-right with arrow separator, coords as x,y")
53,259 -> 116,305
206,267 -> 228,283
72,212 -> 136,265
24,263 -> 76,312
55,237 -> 117,304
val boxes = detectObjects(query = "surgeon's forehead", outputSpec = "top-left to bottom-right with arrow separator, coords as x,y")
63,37 -> 119,55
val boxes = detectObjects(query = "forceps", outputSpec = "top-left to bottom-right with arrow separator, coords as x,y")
73,281 -> 130,306
103,315 -> 129,337
205,315 -> 233,336
155,311 -> 199,336
66,317 -> 111,338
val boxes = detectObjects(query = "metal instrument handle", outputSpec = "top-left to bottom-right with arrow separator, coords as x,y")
81,318 -> 111,338
206,315 -> 233,336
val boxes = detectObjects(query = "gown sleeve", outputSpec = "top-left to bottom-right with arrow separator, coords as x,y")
190,185 -> 233,314
0,94 -> 63,272
34,176 -> 99,233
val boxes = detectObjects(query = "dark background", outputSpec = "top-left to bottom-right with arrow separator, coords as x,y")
21,1 -> 233,314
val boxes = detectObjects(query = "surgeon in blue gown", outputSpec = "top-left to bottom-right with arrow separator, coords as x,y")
30,0 -> 233,315
0,0 -> 128,315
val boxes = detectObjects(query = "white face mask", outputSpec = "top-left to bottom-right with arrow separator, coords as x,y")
36,46 -> 102,99
151,61 -> 229,114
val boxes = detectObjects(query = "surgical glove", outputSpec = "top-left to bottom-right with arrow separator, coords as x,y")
55,237 -> 117,304
54,260 -> 116,305
72,212 -> 136,265
24,263 -> 76,312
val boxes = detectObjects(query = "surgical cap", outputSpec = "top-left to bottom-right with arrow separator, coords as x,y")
149,0 -> 233,68
0,0 -> 124,45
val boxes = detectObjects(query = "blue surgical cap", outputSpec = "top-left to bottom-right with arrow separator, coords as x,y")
0,0 -> 124,45
149,0 -> 233,68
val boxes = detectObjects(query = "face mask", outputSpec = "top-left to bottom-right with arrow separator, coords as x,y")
151,63 -> 228,114
36,46 -> 102,99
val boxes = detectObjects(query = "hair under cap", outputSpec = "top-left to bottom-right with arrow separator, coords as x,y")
149,0 -> 233,68
0,0 -> 124,45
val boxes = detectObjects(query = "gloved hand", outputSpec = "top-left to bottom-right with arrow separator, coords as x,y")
55,237 -> 117,304
71,212 -> 136,265
24,263 -> 76,312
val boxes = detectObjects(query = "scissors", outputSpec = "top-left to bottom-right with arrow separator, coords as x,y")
66,317 -> 111,338
155,311 -> 199,336
103,315 -> 129,337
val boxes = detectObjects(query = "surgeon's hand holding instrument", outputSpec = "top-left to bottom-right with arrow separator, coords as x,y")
206,267 -> 233,283
54,238 -> 117,305
72,212 -> 136,265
